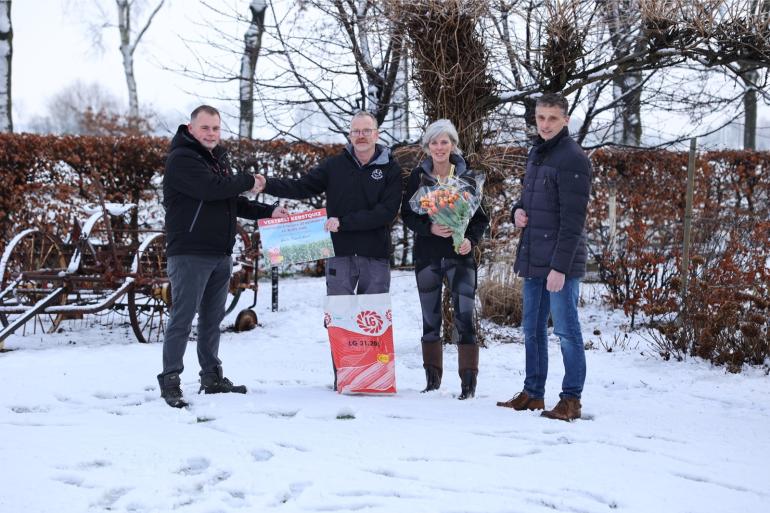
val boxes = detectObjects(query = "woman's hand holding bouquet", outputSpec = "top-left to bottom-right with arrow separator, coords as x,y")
409,175 -> 484,254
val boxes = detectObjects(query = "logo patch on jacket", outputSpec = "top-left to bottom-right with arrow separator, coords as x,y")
371,169 -> 384,181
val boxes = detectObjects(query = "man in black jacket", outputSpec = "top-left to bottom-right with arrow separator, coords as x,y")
496,93 -> 592,421
158,105 -> 288,408
253,111 -> 402,389
253,111 -> 402,294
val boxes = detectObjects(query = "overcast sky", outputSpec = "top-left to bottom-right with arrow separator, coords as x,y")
12,0 -> 260,135
9,0 -> 770,148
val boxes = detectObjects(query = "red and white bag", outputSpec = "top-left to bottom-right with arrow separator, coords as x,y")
324,293 -> 397,394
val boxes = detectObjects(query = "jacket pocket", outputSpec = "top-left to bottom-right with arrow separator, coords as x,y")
530,230 -> 557,267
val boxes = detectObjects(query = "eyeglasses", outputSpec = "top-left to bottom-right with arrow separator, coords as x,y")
350,129 -> 375,137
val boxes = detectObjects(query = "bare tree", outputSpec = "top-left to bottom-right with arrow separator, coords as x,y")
261,0 -> 406,139
27,81 -> 122,135
240,0 -> 268,139
485,0 -> 770,147
392,0 -> 496,158
0,0 -> 11,132
114,0 -> 166,123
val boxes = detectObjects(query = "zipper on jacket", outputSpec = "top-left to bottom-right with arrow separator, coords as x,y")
189,201 -> 203,232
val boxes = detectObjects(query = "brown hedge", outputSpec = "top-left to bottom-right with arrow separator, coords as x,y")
0,134 -> 767,369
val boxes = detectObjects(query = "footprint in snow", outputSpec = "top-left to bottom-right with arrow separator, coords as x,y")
276,442 -> 309,452
92,487 -> 132,510
51,474 -> 87,487
497,448 -> 543,458
251,449 -> 274,461
176,457 -> 210,476
275,481 -> 311,505
10,405 -> 50,414
77,459 -> 111,469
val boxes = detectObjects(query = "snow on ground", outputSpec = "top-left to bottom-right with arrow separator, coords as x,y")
1,271 -> 768,513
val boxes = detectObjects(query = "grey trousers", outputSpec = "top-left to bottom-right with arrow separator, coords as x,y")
159,254 -> 232,379
325,255 -> 390,296
415,256 -> 477,345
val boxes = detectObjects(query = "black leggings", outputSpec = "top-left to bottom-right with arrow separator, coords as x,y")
415,256 -> 477,345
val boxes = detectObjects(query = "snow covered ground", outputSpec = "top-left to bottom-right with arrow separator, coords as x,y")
1,271 -> 768,513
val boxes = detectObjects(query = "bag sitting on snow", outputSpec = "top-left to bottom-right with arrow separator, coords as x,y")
324,293 -> 396,394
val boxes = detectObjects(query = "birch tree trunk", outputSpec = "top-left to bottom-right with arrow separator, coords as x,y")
0,0 -> 12,132
239,0 -> 267,139
115,0 -> 165,124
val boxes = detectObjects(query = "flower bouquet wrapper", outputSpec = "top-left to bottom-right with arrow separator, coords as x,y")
409,174 -> 485,253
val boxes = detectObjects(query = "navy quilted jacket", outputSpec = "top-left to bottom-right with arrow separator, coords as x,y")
513,127 -> 592,279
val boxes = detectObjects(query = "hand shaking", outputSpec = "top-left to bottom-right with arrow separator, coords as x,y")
251,174 -> 266,194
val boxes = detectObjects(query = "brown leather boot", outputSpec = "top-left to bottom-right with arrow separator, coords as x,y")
541,397 -> 582,421
496,391 -> 545,411
421,341 -> 443,393
457,344 -> 479,400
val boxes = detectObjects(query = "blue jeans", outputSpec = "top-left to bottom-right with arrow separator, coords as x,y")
521,276 -> 586,399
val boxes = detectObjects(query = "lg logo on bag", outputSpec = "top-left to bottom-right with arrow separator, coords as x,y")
371,169 -> 384,180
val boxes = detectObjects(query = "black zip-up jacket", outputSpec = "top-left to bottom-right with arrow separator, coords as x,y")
402,154 -> 489,261
513,127 -> 592,278
263,144 -> 402,259
163,125 -> 274,256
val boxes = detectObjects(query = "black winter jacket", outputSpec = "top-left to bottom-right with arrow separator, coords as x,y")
163,125 -> 274,256
402,154 -> 489,261
263,144 -> 402,259
513,127 -> 592,278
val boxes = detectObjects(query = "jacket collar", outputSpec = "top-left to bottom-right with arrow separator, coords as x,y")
171,124 -> 226,162
344,143 -> 390,168
419,153 -> 468,180
533,126 -> 569,155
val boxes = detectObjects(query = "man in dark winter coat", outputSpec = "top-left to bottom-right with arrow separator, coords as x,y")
253,111 -> 402,294
157,105 -> 288,408
253,111 -> 402,388
497,93 -> 592,421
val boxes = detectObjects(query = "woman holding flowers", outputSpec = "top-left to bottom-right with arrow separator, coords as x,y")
402,119 -> 489,400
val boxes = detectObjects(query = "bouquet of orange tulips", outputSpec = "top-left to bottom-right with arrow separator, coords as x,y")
409,174 -> 485,253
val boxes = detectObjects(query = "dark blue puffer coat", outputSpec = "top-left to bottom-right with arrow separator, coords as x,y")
513,127 -> 592,279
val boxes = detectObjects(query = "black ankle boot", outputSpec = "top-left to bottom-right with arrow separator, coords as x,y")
158,373 -> 188,408
421,365 -> 442,393
458,369 -> 477,400
199,373 -> 247,394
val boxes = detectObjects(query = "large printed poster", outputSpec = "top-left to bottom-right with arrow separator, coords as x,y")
257,209 -> 335,268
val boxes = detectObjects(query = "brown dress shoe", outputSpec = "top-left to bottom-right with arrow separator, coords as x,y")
541,397 -> 582,421
496,391 -> 545,411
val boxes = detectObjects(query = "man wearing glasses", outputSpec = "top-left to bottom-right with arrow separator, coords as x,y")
254,113 -> 402,379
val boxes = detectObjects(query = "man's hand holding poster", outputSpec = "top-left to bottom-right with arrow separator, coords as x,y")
257,209 -> 335,268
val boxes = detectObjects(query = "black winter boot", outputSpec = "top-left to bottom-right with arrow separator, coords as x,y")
423,366 -> 442,393
199,369 -> 247,394
158,373 -> 188,408
457,344 -> 479,400
421,341 -> 443,393
458,369 -> 478,400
